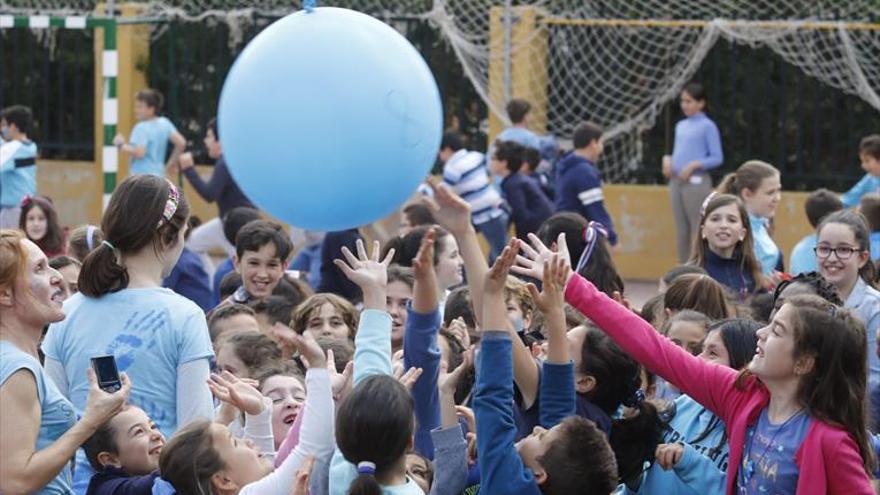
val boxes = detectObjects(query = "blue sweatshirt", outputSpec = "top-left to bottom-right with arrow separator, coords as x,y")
670,113 -> 723,175
163,247 -> 214,312
0,139 -> 37,207
700,249 -> 756,298
500,173 -> 554,241
622,395 -> 727,495
474,332 -> 543,495
403,304 -> 443,458
554,152 -> 618,245
841,173 -> 880,209
85,467 -> 157,495
182,155 -> 254,218
211,257 -> 235,306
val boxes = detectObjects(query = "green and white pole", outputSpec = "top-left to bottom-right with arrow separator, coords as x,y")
0,14 -> 118,210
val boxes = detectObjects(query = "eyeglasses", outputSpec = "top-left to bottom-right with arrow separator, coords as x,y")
814,245 -> 863,260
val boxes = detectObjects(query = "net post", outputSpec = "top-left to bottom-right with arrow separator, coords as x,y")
487,5 -> 548,144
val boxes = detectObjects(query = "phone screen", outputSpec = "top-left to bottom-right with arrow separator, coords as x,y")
91,355 -> 121,391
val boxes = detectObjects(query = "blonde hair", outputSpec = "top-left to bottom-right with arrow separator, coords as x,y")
717,160 -> 779,197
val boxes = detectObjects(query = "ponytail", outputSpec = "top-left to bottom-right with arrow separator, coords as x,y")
348,462 -> 382,495
78,175 -> 189,298
610,399 -> 664,484
717,172 -> 739,195
78,240 -> 128,297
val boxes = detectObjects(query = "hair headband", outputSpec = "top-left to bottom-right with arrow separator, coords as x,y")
574,221 -> 608,274
158,181 -> 181,229
699,191 -> 718,218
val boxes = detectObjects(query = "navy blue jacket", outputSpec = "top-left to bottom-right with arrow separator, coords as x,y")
700,249 -> 757,298
86,467 -> 157,495
182,155 -> 254,218
554,152 -> 617,244
500,173 -> 554,241
163,247 -> 213,312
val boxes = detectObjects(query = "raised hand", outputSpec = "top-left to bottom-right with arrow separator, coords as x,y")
446,316 -> 471,350
439,347 -> 474,395
178,151 -> 195,170
423,181 -> 473,236
412,227 -> 436,282
81,368 -> 131,430
395,366 -> 423,391
272,323 -> 327,370
327,349 -> 354,403
526,254 -> 571,314
333,239 -> 394,309
290,455 -> 315,495
207,371 -> 266,416
511,232 -> 571,282
484,239 -> 520,295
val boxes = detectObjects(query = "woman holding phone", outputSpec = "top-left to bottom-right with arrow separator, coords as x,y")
0,229 -> 131,494
41,175 -> 215,492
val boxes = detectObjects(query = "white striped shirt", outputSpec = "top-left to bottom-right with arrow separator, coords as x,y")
442,149 -> 504,225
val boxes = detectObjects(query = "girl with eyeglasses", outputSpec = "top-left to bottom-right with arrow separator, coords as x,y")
816,210 -> 880,385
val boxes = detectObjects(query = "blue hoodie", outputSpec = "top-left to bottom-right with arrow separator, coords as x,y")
621,394 -> 727,495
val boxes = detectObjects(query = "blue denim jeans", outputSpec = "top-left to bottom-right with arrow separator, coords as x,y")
476,213 -> 509,263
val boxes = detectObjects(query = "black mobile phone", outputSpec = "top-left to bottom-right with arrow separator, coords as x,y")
91,355 -> 122,393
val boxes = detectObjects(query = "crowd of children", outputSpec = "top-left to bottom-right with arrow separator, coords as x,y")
2,89 -> 880,495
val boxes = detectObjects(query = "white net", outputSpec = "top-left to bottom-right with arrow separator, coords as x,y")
4,0 -> 879,181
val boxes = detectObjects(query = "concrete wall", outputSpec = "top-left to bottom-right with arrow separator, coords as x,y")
38,160 -> 813,280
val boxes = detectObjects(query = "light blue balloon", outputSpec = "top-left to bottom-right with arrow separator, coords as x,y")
218,7 -> 443,231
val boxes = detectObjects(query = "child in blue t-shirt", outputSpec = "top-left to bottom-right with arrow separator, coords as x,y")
113,89 -> 185,177
474,241 -> 618,495
789,189 -> 843,275
0,105 -> 38,229
841,135 -> 880,208
859,194 -> 880,262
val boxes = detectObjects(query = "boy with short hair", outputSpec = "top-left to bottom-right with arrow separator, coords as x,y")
789,188 -> 844,275
474,245 -> 618,495
0,105 -> 37,229
554,122 -> 618,245
439,131 -> 508,261
211,206 -> 262,306
841,134 -> 880,208
223,219 -> 293,307
208,303 -> 261,343
497,99 -> 541,151
491,140 -> 554,241
113,89 -> 186,177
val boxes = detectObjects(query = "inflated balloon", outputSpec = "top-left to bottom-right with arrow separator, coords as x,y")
218,7 -> 443,231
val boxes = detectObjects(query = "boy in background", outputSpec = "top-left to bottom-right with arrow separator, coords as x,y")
113,89 -> 186,177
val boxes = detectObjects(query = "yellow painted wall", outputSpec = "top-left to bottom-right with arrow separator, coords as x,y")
606,184 -> 811,280
38,161 -> 813,279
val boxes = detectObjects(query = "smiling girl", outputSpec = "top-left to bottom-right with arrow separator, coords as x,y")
517,238 -> 876,495
718,161 -> 783,277
690,193 -> 765,297
816,210 -> 880,385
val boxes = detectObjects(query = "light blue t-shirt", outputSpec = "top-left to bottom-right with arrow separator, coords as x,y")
737,409 -> 811,495
1,340 -> 77,495
845,277 -> 880,386
42,288 -> 214,493
0,138 -> 38,207
841,173 -> 880,209
789,233 -> 818,276
749,214 -> 781,275
497,126 -> 541,151
129,116 -> 178,176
